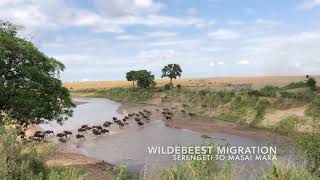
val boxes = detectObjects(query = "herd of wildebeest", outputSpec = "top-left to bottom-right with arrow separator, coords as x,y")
16,107 -> 187,144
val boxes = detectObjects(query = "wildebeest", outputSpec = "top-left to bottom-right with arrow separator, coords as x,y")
29,136 -> 41,142
34,132 -> 45,140
116,121 -> 125,128
101,129 -> 110,134
95,125 -> 103,130
103,122 -> 112,128
58,138 -> 67,144
92,129 -> 101,135
135,118 -> 141,122
34,131 -> 43,135
137,121 -> 144,127
45,130 -> 54,136
78,128 -> 86,133
63,131 -> 73,137
81,125 -> 89,129
76,134 -> 85,140
57,133 -> 67,138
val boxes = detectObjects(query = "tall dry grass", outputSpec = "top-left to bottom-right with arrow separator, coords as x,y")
65,76 -> 320,91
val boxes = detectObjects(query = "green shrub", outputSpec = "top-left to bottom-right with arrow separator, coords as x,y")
48,167 -> 86,180
262,163 -> 316,180
280,90 -> 316,102
305,95 -> 320,130
258,86 -> 279,97
250,99 -> 269,127
114,162 -> 134,180
176,84 -> 182,89
273,115 -> 302,135
306,78 -> 317,91
0,127 -> 86,180
294,133 -> 320,178
282,81 -> 307,90
217,113 -> 240,122
230,94 -> 258,113
164,84 -> 172,91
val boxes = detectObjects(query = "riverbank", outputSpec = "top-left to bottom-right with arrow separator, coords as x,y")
26,126 -> 117,180
117,97 -> 289,143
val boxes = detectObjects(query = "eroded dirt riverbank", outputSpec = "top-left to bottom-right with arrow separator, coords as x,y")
118,97 -> 289,144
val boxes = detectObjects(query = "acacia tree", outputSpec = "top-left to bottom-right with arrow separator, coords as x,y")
126,70 -> 137,87
0,21 -> 75,126
135,70 -> 155,89
161,64 -> 182,86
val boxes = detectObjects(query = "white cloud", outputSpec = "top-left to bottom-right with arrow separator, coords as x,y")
209,62 -> 215,66
298,0 -> 320,9
227,20 -> 244,25
145,31 -> 177,38
115,35 -> 140,41
94,0 -> 164,17
209,61 -> 224,67
256,18 -> 283,27
237,60 -> 249,65
208,29 -> 241,40
138,49 -> 175,60
0,0 -> 213,33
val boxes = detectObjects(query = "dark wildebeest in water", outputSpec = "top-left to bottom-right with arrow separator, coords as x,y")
76,134 -> 85,140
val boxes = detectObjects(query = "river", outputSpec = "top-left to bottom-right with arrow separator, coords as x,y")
40,97 -> 294,179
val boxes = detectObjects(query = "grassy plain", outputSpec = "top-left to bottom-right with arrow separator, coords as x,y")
65,76 -> 320,90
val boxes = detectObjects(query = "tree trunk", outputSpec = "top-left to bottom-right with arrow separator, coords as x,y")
133,81 -> 135,88
170,78 -> 173,86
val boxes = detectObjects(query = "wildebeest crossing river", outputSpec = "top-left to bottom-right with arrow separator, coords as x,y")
40,98 -> 295,179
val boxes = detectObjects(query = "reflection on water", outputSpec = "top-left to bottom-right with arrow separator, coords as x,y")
41,98 -> 121,132
41,98 -> 293,179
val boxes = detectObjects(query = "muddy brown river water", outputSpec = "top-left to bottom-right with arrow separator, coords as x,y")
40,98 -> 295,179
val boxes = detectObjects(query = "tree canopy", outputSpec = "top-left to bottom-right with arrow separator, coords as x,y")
161,64 -> 182,85
0,21 -> 75,126
126,70 -> 138,87
135,70 -> 155,89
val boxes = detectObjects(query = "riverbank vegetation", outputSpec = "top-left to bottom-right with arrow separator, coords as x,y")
0,127 -> 86,179
156,141 -> 317,180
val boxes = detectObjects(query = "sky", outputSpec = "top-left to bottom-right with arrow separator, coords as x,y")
1,0 -> 320,82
